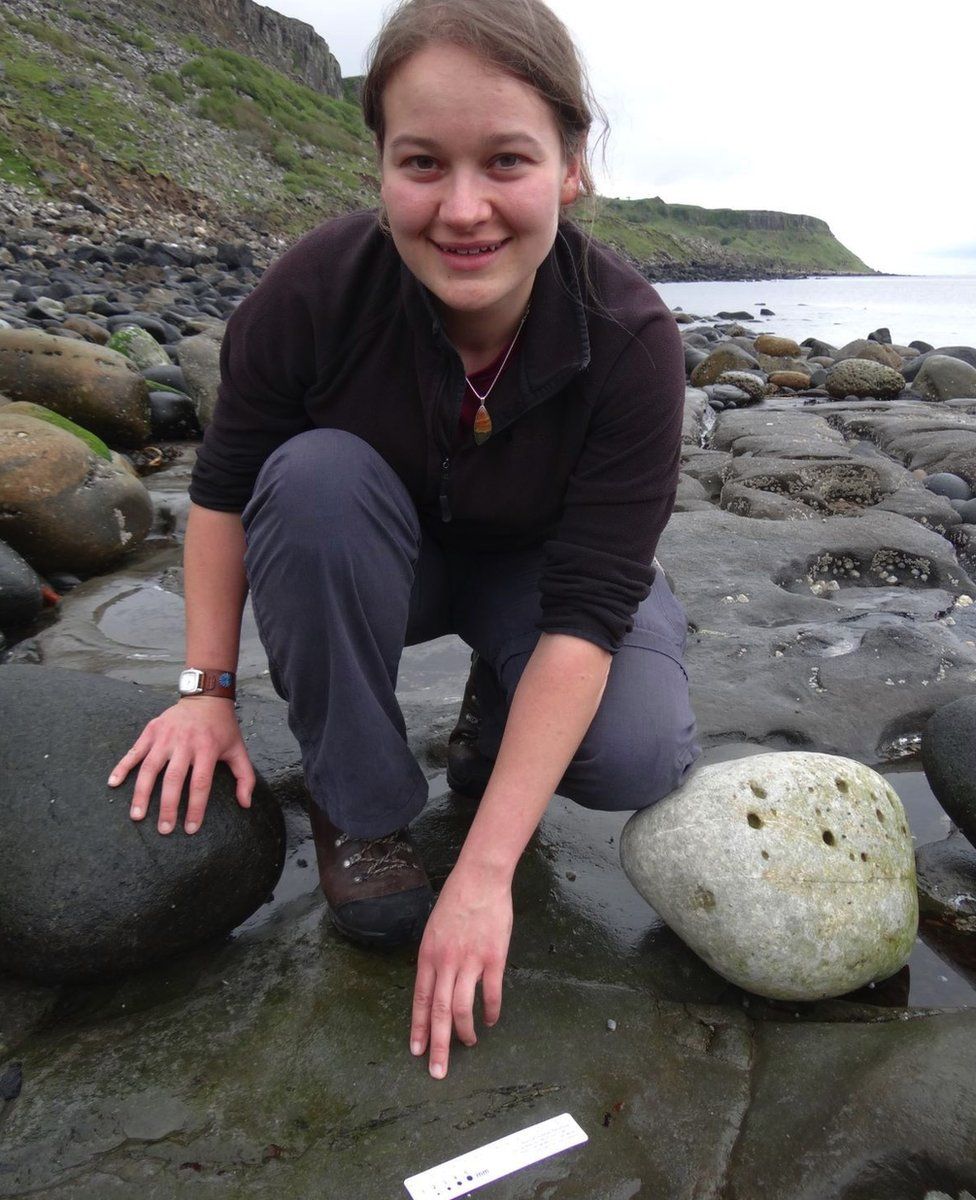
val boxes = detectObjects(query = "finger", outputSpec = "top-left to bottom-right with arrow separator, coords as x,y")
428,968 -> 457,1080
130,751 -> 167,821
410,957 -> 437,1058
109,730 -> 153,786
481,959 -> 505,1027
184,753 -> 217,834
226,745 -> 255,809
157,752 -> 191,834
452,968 -> 480,1047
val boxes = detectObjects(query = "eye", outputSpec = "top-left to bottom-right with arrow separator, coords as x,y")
492,153 -> 524,170
405,155 -> 439,172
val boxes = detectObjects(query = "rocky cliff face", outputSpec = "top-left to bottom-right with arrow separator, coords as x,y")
172,0 -> 343,97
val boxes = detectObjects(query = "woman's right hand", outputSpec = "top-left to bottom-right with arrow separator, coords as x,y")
108,698 -> 255,835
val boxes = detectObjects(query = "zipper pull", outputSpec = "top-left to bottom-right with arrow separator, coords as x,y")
439,456 -> 452,522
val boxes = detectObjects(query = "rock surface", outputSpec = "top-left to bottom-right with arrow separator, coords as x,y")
0,329 -> 151,446
0,666 -> 286,983
923,697 -> 976,848
620,753 -> 918,999
0,412 -> 152,575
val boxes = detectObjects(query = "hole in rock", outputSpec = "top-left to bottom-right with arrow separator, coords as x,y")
761,850 -> 770,860
822,830 -> 836,846
861,852 -> 869,862
876,808 -> 886,823
747,812 -> 763,829
835,777 -> 849,793
749,782 -> 767,799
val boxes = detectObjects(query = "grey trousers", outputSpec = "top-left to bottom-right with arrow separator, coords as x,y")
242,429 -> 700,838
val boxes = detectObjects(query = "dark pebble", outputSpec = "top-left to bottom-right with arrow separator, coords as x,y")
149,390 -> 202,439
143,363 -> 188,390
0,1063 -> 23,1101
924,473 -> 973,502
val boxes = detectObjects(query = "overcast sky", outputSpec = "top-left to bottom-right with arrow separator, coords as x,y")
265,0 -> 973,276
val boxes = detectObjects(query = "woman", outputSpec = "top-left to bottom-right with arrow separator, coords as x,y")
110,0 -> 699,1080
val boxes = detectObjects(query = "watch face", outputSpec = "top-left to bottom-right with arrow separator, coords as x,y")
179,669 -> 203,694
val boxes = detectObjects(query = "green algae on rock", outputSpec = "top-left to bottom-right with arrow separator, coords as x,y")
620,752 -> 918,1000
106,323 -> 172,370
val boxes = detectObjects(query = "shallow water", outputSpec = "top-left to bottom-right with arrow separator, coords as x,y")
654,274 -> 976,349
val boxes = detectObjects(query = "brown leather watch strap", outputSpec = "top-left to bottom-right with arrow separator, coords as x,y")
199,669 -> 236,700
179,667 -> 236,701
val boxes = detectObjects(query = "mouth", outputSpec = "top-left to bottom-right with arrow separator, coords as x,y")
432,239 -> 508,258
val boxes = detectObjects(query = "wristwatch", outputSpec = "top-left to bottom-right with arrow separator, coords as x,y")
178,667 -> 236,701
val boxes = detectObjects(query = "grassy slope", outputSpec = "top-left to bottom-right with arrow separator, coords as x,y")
0,12 -> 872,272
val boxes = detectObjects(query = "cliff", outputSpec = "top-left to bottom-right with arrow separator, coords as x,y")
0,0 -> 873,278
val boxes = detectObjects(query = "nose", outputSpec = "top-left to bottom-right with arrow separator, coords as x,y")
438,168 -> 492,229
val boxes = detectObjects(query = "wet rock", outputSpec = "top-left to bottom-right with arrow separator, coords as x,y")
0,328 -> 150,446
868,327 -> 892,345
911,355 -> 976,403
658,507 -> 976,761
148,390 -> 202,439
621,752 -> 918,999
754,333 -> 800,357
690,344 -> 759,388
0,665 -> 286,984
1,399 -> 112,460
61,314 -> 109,343
175,329 -> 222,425
924,472 -> 973,502
713,370 -> 767,401
916,829 -> 976,934
106,324 -> 171,370
768,370 -> 814,390
923,696 -> 976,848
901,345 -> 976,383
874,484 -> 961,533
142,362 -> 187,391
0,412 -> 151,575
0,538 -> 42,629
835,338 -> 904,370
825,359 -> 906,400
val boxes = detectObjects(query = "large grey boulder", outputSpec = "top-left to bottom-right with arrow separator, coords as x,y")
922,696 -> 976,848
175,329 -> 222,426
826,358 -> 906,399
911,354 -> 976,402
620,752 -> 918,999
0,328 -> 151,446
0,412 -> 152,576
0,666 -> 286,983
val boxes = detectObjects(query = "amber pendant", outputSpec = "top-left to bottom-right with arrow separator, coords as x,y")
473,403 -> 492,445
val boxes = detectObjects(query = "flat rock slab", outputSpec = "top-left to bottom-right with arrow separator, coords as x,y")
659,508 -> 976,762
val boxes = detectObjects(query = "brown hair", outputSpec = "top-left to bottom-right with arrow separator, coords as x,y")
361,0 -> 605,199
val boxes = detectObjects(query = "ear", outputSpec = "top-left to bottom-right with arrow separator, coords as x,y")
560,152 -> 582,207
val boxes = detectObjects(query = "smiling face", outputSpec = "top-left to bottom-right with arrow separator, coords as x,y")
379,42 -> 581,354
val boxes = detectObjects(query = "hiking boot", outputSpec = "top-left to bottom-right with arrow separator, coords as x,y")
446,653 -> 495,799
309,804 -> 434,946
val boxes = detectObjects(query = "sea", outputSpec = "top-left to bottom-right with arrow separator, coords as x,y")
653,274 -> 976,350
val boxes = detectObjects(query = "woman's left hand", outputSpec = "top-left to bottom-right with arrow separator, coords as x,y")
410,862 -> 513,1079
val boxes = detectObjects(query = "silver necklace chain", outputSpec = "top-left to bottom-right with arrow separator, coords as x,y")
464,305 -> 530,403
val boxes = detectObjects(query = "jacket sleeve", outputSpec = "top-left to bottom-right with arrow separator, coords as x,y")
538,306 -> 685,652
188,251 -> 320,512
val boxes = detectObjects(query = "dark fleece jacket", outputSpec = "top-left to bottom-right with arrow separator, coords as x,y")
189,210 -> 685,652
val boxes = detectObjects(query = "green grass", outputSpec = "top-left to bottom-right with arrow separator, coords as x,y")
590,196 -> 873,275
182,49 -> 368,153
105,19 -> 156,53
0,131 -> 41,188
7,14 -> 78,55
150,70 -> 186,104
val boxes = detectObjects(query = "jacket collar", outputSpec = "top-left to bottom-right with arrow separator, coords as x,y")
400,224 -> 592,437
